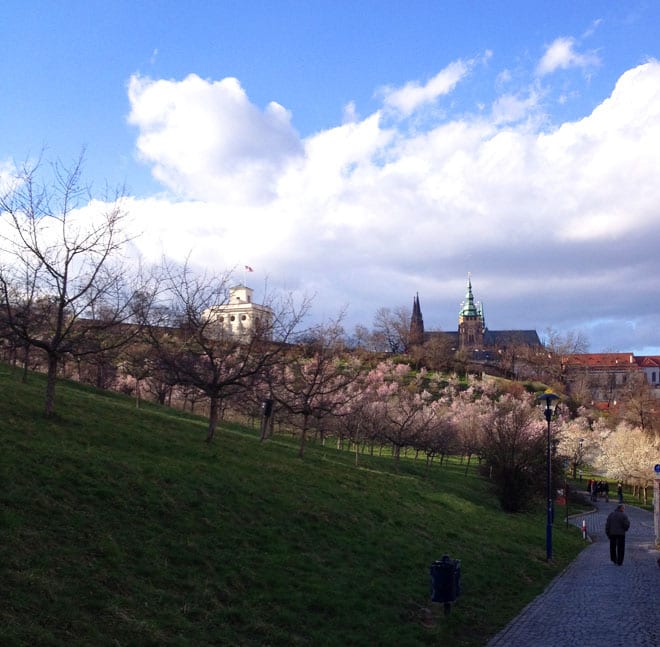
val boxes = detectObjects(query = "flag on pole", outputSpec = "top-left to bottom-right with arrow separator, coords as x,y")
245,265 -> 254,272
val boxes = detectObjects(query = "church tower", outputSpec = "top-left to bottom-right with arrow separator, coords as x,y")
202,285 -> 273,340
409,292 -> 425,346
458,275 -> 485,350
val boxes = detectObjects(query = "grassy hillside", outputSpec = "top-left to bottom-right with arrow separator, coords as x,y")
0,364 -> 586,645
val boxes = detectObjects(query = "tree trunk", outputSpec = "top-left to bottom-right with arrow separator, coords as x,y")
21,344 -> 30,384
298,413 -> 309,458
45,353 -> 58,418
393,445 -> 400,469
206,396 -> 220,443
259,410 -> 272,442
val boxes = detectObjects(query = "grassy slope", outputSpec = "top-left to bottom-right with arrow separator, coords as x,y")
0,364 -> 586,646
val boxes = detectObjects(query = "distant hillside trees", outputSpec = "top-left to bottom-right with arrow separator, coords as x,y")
360,361 -> 444,467
114,338 -> 162,408
555,409 -> 592,479
407,334 -> 457,372
591,421 -> 658,504
368,306 -> 411,354
0,153 -> 141,417
247,356 -> 588,511
555,403 -> 659,503
533,327 -> 590,386
266,320 -> 362,457
448,378 -> 497,475
616,372 -> 657,440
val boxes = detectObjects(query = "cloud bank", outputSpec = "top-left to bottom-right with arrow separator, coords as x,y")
124,56 -> 660,354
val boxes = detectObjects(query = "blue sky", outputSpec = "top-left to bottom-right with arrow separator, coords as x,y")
2,1 -> 660,353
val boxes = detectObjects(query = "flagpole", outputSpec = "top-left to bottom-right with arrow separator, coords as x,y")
243,264 -> 254,286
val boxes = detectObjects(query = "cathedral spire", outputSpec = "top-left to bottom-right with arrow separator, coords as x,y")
460,273 -> 479,318
409,292 -> 424,346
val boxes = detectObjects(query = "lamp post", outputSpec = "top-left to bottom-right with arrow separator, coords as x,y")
537,391 -> 559,561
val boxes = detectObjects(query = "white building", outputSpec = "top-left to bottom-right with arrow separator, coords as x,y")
202,285 -> 273,340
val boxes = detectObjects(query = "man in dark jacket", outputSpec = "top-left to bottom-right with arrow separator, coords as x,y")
605,504 -> 631,565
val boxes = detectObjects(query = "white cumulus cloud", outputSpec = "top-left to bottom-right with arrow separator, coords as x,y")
127,73 -> 303,202
381,59 -> 474,116
537,36 -> 601,76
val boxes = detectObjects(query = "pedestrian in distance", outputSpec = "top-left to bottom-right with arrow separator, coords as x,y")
605,504 -> 630,565
617,481 -> 623,504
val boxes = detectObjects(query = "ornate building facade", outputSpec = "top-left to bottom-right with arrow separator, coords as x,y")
203,285 -> 273,340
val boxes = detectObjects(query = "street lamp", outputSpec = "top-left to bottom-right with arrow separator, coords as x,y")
537,391 -> 560,561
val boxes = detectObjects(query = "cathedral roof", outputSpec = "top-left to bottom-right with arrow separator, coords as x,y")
410,274 -> 540,354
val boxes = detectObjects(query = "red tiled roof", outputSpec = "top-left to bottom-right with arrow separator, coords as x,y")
592,401 -> 619,411
562,353 -> 637,368
636,355 -> 660,367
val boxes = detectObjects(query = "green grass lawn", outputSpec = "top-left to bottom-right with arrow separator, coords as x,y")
0,364 -> 586,645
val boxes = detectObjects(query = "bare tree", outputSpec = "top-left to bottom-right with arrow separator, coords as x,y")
144,259 -> 310,442
359,360 -> 441,467
408,333 -> 455,372
267,318 -> 362,457
523,327 -> 590,387
0,153 -> 138,417
477,390 -> 559,512
372,306 -> 410,354
615,372 -> 658,441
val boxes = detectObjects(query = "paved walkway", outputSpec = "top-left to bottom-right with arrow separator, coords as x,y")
488,497 -> 659,647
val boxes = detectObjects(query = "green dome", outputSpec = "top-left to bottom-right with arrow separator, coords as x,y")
459,276 -> 479,317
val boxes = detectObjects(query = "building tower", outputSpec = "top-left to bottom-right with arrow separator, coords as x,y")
202,285 -> 273,340
409,292 -> 425,346
458,274 -> 485,351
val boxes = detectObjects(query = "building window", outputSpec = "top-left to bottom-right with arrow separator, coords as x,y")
230,315 -> 235,322
241,314 -> 247,321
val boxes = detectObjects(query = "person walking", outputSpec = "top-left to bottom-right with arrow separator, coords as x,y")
605,504 -> 630,565
617,481 -> 623,503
